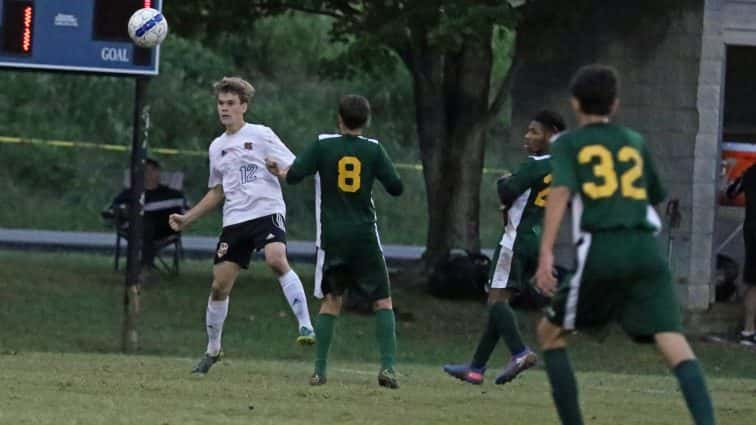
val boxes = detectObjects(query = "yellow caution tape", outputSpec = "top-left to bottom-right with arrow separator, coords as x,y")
0,135 -> 508,175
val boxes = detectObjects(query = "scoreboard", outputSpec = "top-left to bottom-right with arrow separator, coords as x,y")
0,0 -> 162,76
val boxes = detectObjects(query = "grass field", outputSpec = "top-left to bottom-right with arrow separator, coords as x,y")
1,250 -> 755,424
2,353 -> 755,425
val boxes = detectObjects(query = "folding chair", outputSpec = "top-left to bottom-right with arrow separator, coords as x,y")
105,170 -> 186,275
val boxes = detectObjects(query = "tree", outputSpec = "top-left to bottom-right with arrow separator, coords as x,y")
243,1 -> 525,268
167,0 -> 688,271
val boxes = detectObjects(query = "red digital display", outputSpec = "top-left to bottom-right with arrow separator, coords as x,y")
0,0 -> 162,75
22,5 -> 33,53
2,0 -> 34,55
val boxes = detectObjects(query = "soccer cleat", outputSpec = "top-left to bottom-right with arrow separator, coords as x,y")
297,326 -> 316,346
310,373 -> 327,386
191,351 -> 223,375
739,331 -> 756,347
495,349 -> 537,385
442,363 -> 485,385
378,368 -> 399,389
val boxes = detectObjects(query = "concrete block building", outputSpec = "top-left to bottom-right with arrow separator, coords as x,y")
510,0 -> 756,312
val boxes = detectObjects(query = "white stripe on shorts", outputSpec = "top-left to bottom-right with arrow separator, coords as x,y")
314,247 -> 325,299
564,232 -> 592,330
489,245 -> 515,289
273,213 -> 286,231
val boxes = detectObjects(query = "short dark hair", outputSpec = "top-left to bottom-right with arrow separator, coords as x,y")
533,110 -> 566,133
569,64 -> 619,115
145,158 -> 161,169
339,95 -> 371,130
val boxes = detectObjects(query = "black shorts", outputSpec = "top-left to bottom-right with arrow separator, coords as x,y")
744,223 -> 756,285
214,214 -> 287,268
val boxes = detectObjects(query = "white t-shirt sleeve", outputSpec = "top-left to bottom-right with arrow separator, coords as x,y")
264,127 -> 296,168
208,144 -> 222,188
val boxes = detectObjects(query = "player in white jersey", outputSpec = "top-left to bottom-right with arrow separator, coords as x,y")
169,77 -> 315,374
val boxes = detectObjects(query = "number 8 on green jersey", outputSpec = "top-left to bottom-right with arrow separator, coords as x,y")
286,133 -> 403,301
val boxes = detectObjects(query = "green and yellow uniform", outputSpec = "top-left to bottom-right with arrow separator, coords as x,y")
491,155 -> 551,293
547,123 -> 682,338
286,133 -> 403,301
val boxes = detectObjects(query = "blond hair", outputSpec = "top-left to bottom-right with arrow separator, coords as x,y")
213,77 -> 256,104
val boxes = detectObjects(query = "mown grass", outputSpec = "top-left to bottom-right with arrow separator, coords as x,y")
1,250 -> 755,424
1,352 -> 754,425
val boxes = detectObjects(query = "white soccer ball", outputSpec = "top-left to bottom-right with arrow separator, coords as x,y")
127,8 -> 168,48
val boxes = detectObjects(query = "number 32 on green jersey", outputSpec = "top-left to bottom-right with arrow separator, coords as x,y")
579,145 -> 646,200
338,156 -> 362,192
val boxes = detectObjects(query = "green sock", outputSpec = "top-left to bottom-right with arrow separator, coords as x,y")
375,309 -> 397,370
490,301 -> 526,356
471,306 -> 500,369
673,359 -> 715,425
543,348 -> 583,425
314,313 -> 336,376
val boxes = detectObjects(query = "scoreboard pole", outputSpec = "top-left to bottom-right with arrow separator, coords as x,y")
123,76 -> 150,353
0,0 -> 163,353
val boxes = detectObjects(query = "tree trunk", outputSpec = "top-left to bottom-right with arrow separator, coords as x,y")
407,31 -> 494,269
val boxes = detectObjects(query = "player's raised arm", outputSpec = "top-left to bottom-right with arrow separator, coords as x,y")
497,162 -> 536,212
375,144 -> 403,196
283,139 -> 320,185
264,127 -> 296,174
496,169 -> 530,225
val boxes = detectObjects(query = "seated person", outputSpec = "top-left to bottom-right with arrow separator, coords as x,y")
103,158 -> 188,270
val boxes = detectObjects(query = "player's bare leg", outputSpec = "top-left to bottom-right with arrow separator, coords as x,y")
264,242 -> 315,345
538,318 -> 583,425
192,261 -> 240,375
740,286 -> 756,345
311,294 -> 342,385
655,333 -> 715,425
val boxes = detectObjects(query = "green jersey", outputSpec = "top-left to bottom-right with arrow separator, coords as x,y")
497,155 -> 552,248
551,123 -> 666,233
286,133 -> 403,249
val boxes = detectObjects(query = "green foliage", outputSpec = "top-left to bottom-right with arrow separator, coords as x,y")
429,2 -> 519,48
165,0 -> 262,41
0,12 -> 517,247
148,37 -> 235,152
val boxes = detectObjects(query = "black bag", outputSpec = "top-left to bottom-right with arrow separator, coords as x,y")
428,250 -> 491,299
714,254 -> 739,302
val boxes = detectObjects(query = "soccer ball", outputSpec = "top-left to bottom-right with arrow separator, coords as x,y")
127,8 -> 168,48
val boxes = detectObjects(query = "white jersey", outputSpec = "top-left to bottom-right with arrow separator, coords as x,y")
208,123 -> 295,227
